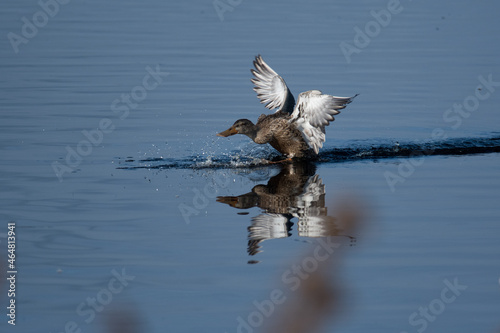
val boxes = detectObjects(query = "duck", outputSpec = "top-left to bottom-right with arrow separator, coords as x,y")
217,55 -> 358,160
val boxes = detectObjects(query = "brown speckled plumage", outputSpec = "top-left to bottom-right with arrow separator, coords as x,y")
254,112 -> 313,158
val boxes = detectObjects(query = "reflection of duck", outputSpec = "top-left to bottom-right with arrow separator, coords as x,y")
217,161 -> 351,258
217,55 -> 358,159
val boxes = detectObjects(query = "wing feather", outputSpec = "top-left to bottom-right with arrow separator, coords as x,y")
251,55 -> 295,113
290,91 -> 358,154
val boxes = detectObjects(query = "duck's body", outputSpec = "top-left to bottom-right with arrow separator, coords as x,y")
217,55 -> 357,159
254,111 -> 313,158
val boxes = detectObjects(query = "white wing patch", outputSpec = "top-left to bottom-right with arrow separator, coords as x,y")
251,55 -> 293,112
290,90 -> 358,154
249,214 -> 290,240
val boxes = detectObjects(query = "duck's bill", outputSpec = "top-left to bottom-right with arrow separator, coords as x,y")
216,196 -> 240,208
217,126 -> 238,137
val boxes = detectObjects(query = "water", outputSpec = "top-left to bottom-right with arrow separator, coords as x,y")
1,0 -> 500,332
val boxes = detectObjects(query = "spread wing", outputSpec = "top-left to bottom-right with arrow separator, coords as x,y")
250,55 -> 295,113
249,214 -> 291,241
290,90 -> 358,154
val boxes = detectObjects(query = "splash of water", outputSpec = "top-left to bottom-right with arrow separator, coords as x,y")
117,134 -> 500,170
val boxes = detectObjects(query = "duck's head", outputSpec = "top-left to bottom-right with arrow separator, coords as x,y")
217,119 -> 256,138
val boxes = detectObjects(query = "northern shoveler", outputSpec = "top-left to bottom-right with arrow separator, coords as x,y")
217,55 -> 357,160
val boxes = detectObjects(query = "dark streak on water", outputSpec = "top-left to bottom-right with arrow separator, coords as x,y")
117,135 -> 500,170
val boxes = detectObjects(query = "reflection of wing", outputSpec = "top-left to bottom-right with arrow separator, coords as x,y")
251,55 -> 295,113
298,215 -> 341,238
290,90 -> 358,154
247,213 -> 292,256
296,174 -> 325,210
292,174 -> 326,219
248,214 -> 291,241
287,174 -> 338,237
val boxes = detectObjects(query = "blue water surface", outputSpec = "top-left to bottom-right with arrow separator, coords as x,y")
1,0 -> 499,332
